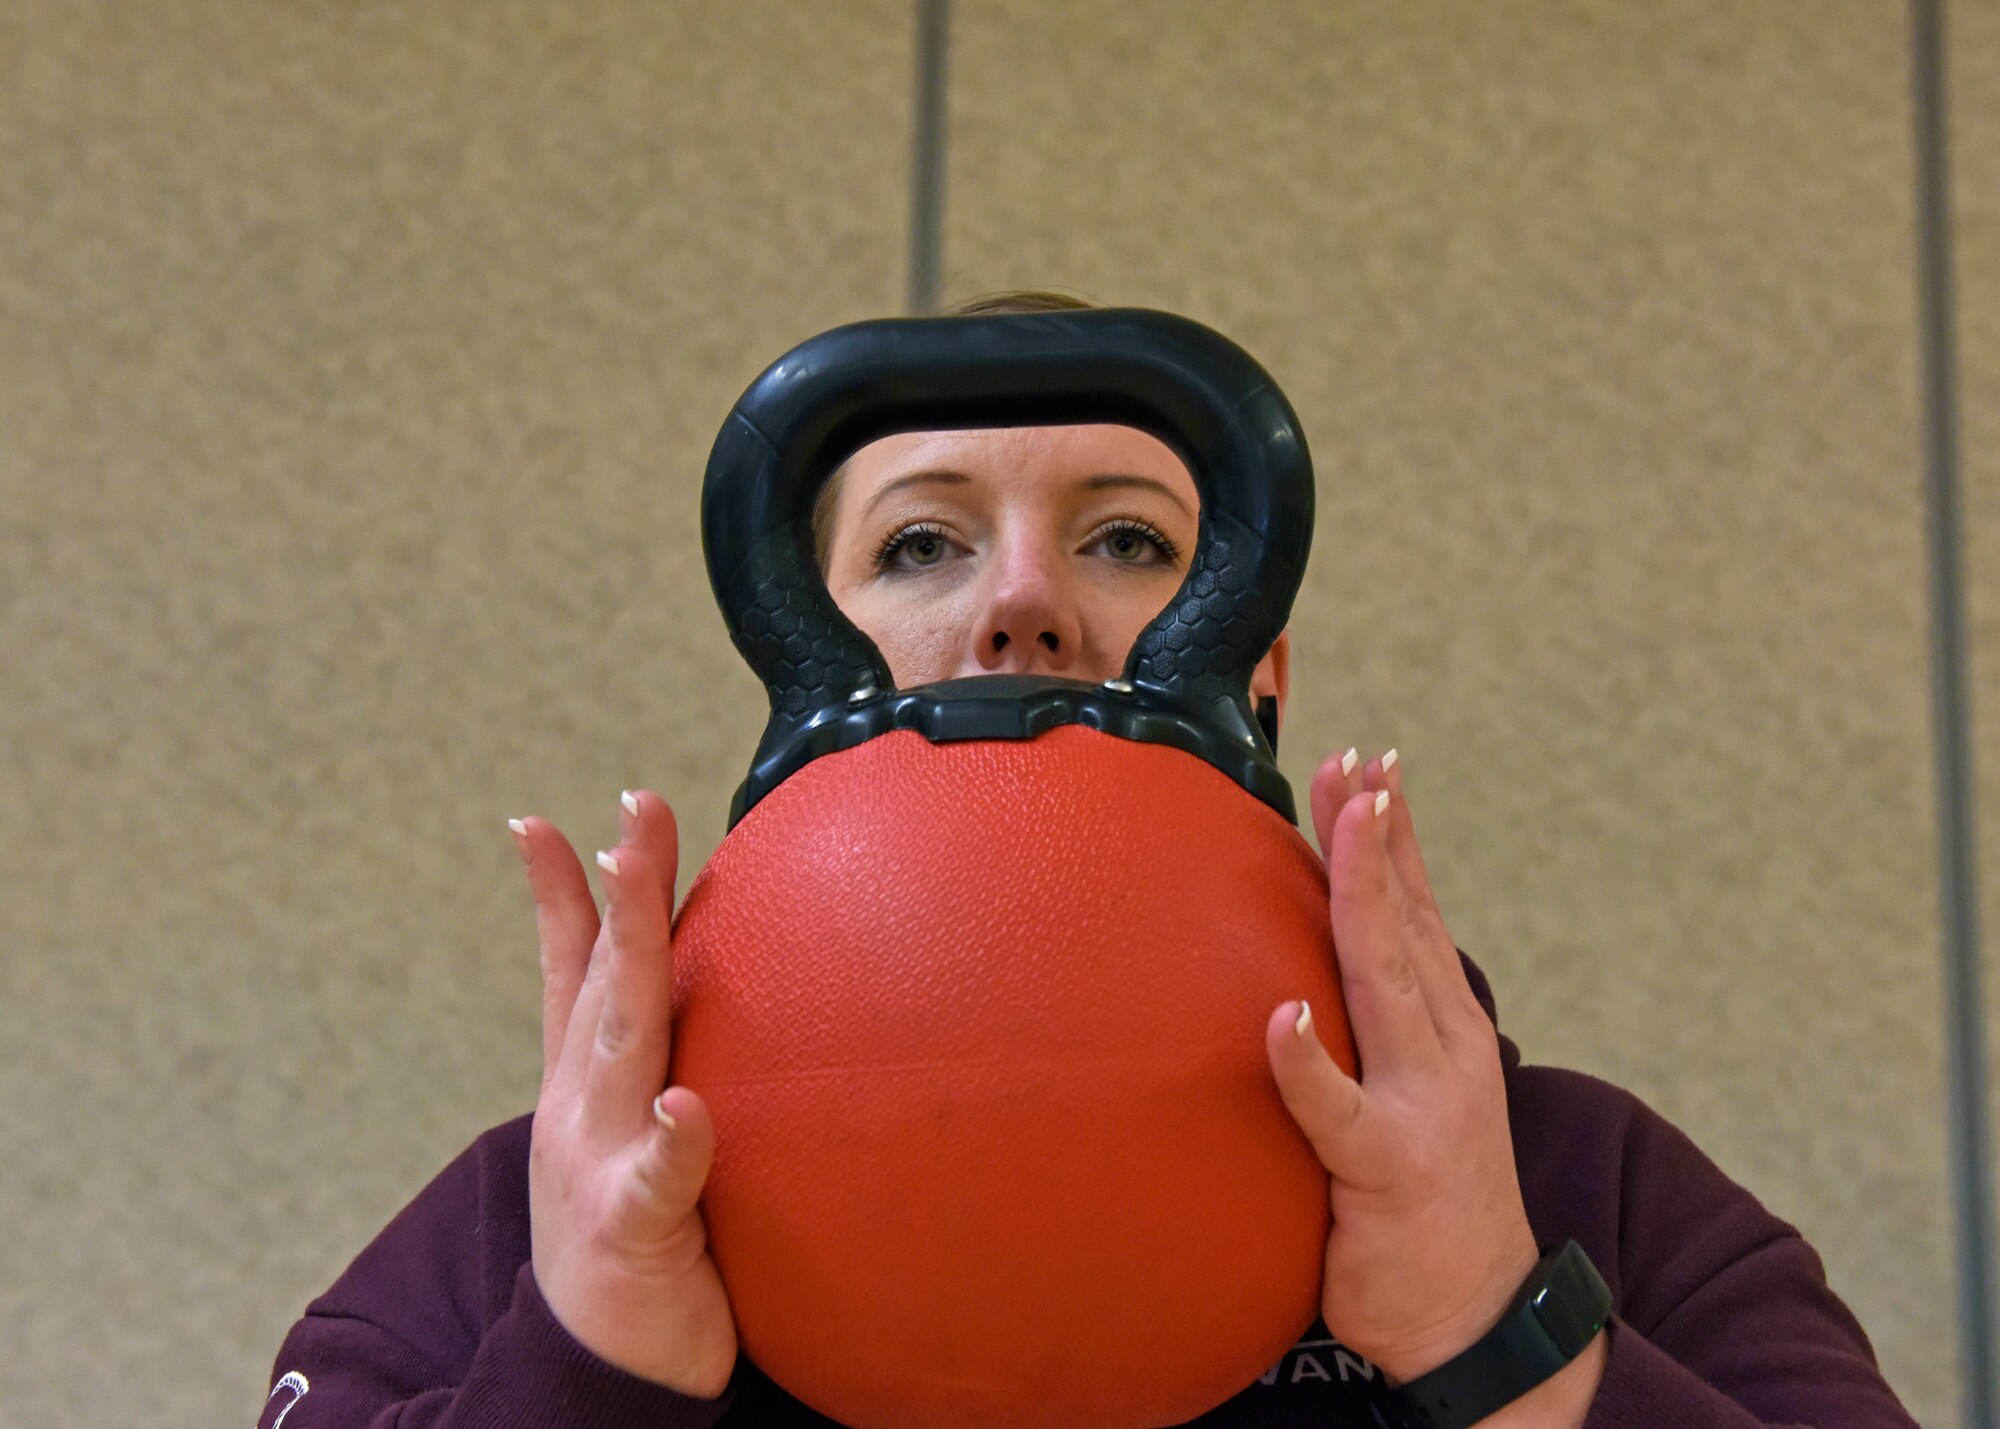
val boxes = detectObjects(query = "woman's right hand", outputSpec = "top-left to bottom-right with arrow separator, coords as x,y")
511,789 -> 738,1399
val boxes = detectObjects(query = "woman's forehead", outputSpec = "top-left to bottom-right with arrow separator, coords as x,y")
843,423 -> 1196,495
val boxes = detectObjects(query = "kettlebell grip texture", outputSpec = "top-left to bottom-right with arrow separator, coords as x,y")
701,308 -> 1315,824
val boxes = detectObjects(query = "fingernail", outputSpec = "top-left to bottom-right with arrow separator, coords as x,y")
621,790 -> 640,818
1373,790 -> 1390,817
1340,748 -> 1358,778
653,1092 -> 678,1133
1382,748 -> 1399,776
596,849 -> 620,877
1294,1000 -> 1313,1037
507,818 -> 531,864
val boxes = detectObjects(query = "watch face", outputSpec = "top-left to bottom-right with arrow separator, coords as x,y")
1530,1244 -> 1613,1358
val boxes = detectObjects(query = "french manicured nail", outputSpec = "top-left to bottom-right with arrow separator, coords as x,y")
653,1092 -> 678,1133
1373,790 -> 1390,817
1382,748 -> 1399,776
621,790 -> 640,818
1294,1000 -> 1313,1037
596,849 -> 620,877
507,818 -> 530,863
1340,748 -> 1359,778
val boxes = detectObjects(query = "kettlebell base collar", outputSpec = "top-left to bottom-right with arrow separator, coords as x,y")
728,674 -> 1296,830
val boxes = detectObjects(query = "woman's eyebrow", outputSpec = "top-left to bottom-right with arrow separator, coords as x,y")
857,468 -> 971,523
1083,473 -> 1193,516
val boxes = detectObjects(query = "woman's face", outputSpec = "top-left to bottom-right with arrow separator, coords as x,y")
819,423 -> 1290,719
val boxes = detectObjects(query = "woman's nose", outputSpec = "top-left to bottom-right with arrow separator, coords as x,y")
968,543 -> 1084,677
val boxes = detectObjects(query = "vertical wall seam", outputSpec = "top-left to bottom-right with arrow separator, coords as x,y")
906,0 -> 951,316
1909,3 -> 1997,1426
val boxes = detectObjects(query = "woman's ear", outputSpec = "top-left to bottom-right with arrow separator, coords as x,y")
1251,629 -> 1291,745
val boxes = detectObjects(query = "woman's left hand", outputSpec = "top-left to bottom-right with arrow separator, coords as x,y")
1265,748 -> 1542,1386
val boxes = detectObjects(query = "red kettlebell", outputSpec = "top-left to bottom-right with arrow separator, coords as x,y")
672,309 -> 1356,1429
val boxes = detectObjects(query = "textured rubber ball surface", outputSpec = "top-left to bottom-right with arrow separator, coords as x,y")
670,726 -> 1358,1429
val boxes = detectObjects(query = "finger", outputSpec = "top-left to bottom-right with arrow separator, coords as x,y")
1266,999 -> 1388,1191
510,816 -> 602,1089
1368,751 -> 1447,940
1363,753 -> 1488,1040
553,792 -> 671,1098
617,789 -> 683,930
578,840 -> 676,1130
619,787 -> 684,1067
1309,746 -> 1362,859
1326,784 -> 1445,1078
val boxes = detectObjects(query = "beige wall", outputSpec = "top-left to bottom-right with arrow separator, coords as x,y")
1,4 -> 1991,1426
1960,16 -> 2000,1428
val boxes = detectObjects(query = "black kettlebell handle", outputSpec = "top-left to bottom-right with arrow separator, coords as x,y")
701,307 -> 1315,826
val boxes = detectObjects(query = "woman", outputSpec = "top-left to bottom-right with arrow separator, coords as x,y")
259,294 -> 1917,1429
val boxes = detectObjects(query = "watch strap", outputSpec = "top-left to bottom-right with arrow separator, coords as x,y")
1369,1240 -> 1611,1429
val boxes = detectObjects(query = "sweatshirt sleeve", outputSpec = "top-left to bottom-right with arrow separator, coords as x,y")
257,1118 -> 739,1429
1581,1229 -> 1921,1428
1507,1063 -> 1920,1429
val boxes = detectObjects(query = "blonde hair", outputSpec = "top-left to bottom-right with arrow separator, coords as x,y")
811,289 -> 1103,570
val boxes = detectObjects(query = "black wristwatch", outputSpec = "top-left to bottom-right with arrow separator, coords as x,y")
1368,1240 -> 1611,1429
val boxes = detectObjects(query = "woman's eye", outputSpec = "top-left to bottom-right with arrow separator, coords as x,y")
873,523 -> 956,571
1089,520 -> 1180,565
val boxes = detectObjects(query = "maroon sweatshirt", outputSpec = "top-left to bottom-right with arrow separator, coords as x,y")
258,958 -> 1918,1428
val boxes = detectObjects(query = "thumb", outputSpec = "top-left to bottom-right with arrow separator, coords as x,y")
621,1084 -> 719,1228
1267,1000 -> 1385,1193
